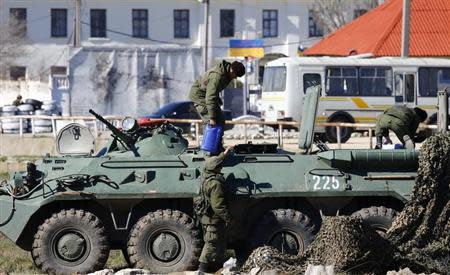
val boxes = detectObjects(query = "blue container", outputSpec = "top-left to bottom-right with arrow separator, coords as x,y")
201,124 -> 223,154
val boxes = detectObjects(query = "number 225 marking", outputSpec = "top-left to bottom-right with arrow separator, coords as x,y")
312,175 -> 340,190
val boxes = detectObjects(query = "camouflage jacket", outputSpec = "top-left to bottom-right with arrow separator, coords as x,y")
200,174 -> 231,225
377,106 -> 421,137
189,60 -> 232,120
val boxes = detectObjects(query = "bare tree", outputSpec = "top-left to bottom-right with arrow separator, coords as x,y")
0,16 -> 28,79
312,0 -> 381,34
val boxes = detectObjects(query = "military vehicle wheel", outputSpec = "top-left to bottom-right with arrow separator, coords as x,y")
250,209 -> 316,256
352,206 -> 397,236
31,209 -> 110,274
127,209 -> 201,273
325,116 -> 353,143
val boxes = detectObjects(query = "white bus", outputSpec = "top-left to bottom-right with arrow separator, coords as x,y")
261,56 -> 450,142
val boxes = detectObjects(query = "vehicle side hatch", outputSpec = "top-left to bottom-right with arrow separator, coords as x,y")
298,85 -> 321,153
56,123 -> 95,156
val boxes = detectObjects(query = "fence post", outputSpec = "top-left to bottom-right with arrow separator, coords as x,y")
195,122 -> 200,146
277,123 -> 284,149
52,118 -> 57,138
437,89 -> 448,133
244,124 -> 248,144
19,118 -> 23,138
368,128 -> 373,149
94,120 -> 99,137
31,118 -> 35,137
336,126 -> 341,149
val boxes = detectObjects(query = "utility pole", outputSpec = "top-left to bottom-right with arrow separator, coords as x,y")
74,0 -> 81,47
200,0 -> 210,72
401,0 -> 410,57
437,88 -> 448,133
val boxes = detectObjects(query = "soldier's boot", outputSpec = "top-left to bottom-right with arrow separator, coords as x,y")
375,135 -> 383,149
198,262 -> 208,273
403,135 -> 415,149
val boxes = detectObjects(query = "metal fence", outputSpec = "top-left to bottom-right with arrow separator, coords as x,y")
0,115 -> 438,149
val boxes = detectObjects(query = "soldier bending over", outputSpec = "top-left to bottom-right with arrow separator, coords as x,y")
375,106 -> 427,149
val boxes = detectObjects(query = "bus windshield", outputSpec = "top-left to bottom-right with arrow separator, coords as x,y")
263,66 -> 286,92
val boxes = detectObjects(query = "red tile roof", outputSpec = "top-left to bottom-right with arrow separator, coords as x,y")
304,0 -> 450,57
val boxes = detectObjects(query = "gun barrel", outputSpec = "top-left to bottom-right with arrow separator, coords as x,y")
89,109 -> 133,146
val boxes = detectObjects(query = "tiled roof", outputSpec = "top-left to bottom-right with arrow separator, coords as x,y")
304,0 -> 450,57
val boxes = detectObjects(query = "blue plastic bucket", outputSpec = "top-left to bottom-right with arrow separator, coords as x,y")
201,124 -> 223,154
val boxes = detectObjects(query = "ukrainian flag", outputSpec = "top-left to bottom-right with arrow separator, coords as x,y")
229,39 -> 264,58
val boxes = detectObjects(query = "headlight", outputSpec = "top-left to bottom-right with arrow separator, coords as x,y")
122,117 -> 138,131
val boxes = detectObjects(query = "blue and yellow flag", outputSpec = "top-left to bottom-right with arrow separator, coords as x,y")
229,39 -> 264,58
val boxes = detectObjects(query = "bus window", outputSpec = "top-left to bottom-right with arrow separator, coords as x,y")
405,74 -> 415,102
395,73 -> 415,103
419,67 -> 450,97
359,67 -> 392,96
263,66 -> 286,92
303,73 -> 321,93
325,67 -> 358,96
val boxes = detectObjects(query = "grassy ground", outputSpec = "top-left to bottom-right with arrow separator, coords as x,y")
0,234 -> 127,274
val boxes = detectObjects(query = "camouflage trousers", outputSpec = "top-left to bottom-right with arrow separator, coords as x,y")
375,116 -> 410,144
199,222 -> 227,264
194,104 -> 225,154
194,104 -> 225,125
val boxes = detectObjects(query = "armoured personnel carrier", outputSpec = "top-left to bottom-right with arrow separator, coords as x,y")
0,86 -> 418,274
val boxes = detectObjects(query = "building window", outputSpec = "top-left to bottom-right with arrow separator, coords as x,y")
220,9 -> 235,37
309,10 -> 323,37
90,9 -> 107,38
51,66 -> 67,75
10,66 -> 26,81
9,8 -> 27,37
174,10 -> 189,38
354,9 -> 368,19
51,9 -> 67,37
132,9 -> 148,38
262,10 -> 278,38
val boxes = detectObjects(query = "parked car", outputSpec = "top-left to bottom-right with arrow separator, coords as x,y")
142,101 -> 233,134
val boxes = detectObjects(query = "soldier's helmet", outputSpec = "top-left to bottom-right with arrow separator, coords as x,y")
17,95 -> 22,100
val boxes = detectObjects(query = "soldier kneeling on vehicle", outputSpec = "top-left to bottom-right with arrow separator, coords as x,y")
194,147 -> 234,273
375,106 -> 428,149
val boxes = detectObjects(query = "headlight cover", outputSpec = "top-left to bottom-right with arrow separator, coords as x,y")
122,117 -> 138,132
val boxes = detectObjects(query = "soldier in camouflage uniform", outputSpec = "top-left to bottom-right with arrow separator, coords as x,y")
197,147 -> 233,273
12,95 -> 23,106
375,106 -> 427,149
189,60 -> 245,127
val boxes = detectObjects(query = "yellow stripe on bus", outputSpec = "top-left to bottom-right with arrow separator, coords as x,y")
261,95 -> 285,101
350,98 -> 370,108
320,97 -> 348,101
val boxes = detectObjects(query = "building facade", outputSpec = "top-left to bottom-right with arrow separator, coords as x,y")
0,0 -> 363,115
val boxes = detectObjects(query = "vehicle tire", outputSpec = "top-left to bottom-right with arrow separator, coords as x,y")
25,99 -> 43,108
325,116 -> 353,143
35,119 -> 52,127
31,209 -> 110,275
249,209 -> 316,256
2,105 -> 18,112
2,122 -> 27,130
127,209 -> 202,273
34,126 -> 53,133
18,104 -> 34,112
35,109 -> 52,116
351,206 -> 397,236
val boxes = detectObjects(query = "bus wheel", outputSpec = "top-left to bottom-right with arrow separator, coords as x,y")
325,116 -> 353,143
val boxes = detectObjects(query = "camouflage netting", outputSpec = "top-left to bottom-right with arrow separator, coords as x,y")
242,133 -> 450,275
303,216 -> 392,274
241,217 -> 392,274
387,133 -> 450,274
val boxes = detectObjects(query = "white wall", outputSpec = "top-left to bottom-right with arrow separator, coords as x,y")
0,0 -> 323,107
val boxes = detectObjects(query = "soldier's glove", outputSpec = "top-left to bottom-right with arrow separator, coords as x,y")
403,135 -> 415,149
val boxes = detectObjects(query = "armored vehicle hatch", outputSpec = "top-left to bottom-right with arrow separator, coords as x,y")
56,123 -> 95,156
